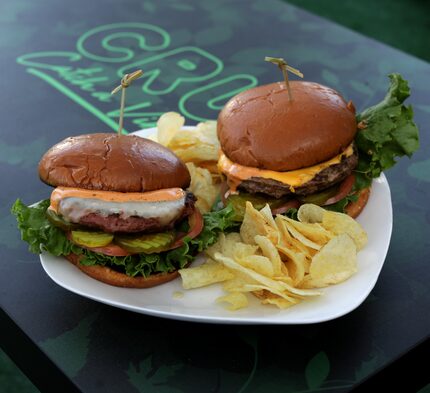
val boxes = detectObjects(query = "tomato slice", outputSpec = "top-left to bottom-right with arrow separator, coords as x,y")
323,174 -> 355,206
271,199 -> 301,215
86,243 -> 132,257
170,209 -> 204,249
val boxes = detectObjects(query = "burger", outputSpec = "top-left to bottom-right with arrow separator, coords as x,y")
217,81 -> 367,219
217,74 -> 419,220
13,133 -> 206,288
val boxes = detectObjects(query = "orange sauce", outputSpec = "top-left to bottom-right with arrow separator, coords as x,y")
49,187 -> 185,213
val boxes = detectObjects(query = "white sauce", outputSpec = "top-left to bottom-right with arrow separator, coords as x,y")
58,196 -> 186,225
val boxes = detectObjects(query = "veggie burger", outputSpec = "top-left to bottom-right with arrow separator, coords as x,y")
14,133 -> 207,288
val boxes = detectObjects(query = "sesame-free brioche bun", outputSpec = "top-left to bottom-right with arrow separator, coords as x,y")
38,133 -> 190,192
217,81 -> 357,171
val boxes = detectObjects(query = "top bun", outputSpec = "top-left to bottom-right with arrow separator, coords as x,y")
217,81 -> 357,171
39,133 -> 191,192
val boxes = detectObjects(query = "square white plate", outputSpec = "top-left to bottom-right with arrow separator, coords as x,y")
40,127 -> 392,324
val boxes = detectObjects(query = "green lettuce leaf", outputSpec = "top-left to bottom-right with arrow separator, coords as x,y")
354,73 -> 419,189
11,199 -> 79,256
11,199 -> 238,277
324,193 -> 358,214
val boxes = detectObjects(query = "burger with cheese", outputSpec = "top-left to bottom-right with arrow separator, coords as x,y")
217,74 -> 419,220
13,133 -> 207,288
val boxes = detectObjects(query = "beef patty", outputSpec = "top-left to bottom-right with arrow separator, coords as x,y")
78,193 -> 196,233
238,148 -> 358,199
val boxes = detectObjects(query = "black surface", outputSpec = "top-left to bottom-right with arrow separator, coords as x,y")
1,0 -> 429,392
0,308 -> 80,393
351,338 -> 430,392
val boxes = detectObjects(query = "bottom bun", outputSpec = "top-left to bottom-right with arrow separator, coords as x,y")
65,253 -> 180,288
345,187 -> 371,218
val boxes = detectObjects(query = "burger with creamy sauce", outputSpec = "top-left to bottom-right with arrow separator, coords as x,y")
217,81 -> 371,219
13,133 -> 206,288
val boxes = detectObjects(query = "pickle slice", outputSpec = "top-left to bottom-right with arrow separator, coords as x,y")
46,209 -> 81,231
115,232 -> 175,254
71,230 -> 114,248
226,193 -> 285,221
299,185 -> 339,206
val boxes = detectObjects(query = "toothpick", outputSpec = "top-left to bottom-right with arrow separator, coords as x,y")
264,57 -> 303,100
111,69 -> 143,135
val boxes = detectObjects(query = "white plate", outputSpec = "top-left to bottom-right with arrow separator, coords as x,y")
40,127 -> 393,324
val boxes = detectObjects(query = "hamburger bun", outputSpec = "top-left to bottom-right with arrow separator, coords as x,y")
65,253 -> 181,288
39,133 -> 191,192
217,81 -> 357,171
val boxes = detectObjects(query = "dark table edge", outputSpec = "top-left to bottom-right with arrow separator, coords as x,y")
0,306 -> 81,393
351,336 -> 429,392
2,297 -> 428,393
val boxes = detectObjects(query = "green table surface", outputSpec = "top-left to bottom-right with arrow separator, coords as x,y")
1,0 -> 429,392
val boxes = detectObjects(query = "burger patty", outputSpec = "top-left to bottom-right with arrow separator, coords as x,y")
239,148 -> 358,198
78,193 -> 196,233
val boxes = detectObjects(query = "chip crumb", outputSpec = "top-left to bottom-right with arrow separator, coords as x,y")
173,291 -> 184,299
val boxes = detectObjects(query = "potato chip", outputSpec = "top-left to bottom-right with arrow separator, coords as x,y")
217,292 -> 248,310
195,119 -> 217,135
236,255 -> 275,277
168,120 -> 220,165
298,274 -> 312,287
273,274 -> 295,287
298,204 -> 368,251
156,113 -> 220,173
222,273 -> 257,292
215,253 -> 320,298
206,232 -> 241,259
254,235 -> 283,276
258,204 -> 281,244
251,289 -> 268,299
277,245 -> 307,285
233,242 -> 259,260
240,202 -> 277,244
157,112 -> 185,146
277,216 -> 321,250
172,145 -> 219,163
261,296 -> 298,309
251,288 -> 299,308
269,270 -> 321,298
280,263 -> 290,277
223,233 -> 243,256
306,234 -> 358,288
205,233 -> 225,259
215,253 -> 284,291
259,204 -> 278,230
243,284 -> 298,302
179,260 -> 234,289
275,216 -> 313,259
186,162 -> 220,213
322,211 -> 368,251
297,203 -> 325,223
282,218 -> 333,245
197,161 -> 220,175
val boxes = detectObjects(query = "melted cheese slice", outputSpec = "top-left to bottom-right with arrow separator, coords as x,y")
49,187 -> 185,214
218,144 -> 354,191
